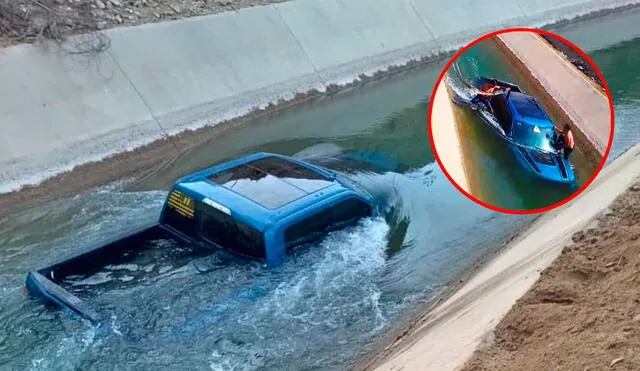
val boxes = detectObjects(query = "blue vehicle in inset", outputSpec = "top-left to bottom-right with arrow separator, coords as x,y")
455,76 -> 576,185
25,153 -> 376,323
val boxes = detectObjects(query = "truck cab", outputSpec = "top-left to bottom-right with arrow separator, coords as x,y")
159,152 -> 374,265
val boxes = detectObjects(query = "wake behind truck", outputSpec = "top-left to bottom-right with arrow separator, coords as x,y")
25,152 -> 376,322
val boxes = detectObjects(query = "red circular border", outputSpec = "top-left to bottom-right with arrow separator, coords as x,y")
428,27 -> 615,215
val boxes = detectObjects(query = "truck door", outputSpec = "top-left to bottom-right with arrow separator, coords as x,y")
489,94 -> 514,135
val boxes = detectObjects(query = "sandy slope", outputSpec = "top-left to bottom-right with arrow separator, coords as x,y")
465,179 -> 640,370
372,142 -> 640,371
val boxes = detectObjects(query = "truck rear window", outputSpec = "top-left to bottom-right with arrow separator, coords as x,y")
207,156 -> 334,209
200,206 -> 265,259
163,190 -> 198,237
284,198 -> 371,252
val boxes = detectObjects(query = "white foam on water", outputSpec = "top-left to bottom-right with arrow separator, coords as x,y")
105,264 -> 140,272
110,316 -> 123,337
28,325 -> 98,371
69,271 -> 113,286
204,217 -> 390,369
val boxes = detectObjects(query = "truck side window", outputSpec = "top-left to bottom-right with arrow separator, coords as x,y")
200,206 -> 266,259
284,199 -> 371,253
162,190 -> 198,238
163,207 -> 198,238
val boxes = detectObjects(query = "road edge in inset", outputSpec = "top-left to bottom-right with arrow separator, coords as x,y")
430,77 -> 471,194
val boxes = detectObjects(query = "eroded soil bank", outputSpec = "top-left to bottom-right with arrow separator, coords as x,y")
464,181 -> 640,370
0,0 -> 285,47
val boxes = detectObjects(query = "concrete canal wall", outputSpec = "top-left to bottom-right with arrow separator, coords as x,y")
430,79 -> 470,194
0,0 -> 637,193
496,32 -> 612,165
370,141 -> 640,371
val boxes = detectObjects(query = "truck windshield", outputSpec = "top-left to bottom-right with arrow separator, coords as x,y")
199,205 -> 266,259
511,123 -> 556,152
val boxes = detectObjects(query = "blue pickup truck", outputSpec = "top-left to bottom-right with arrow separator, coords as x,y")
25,153 -> 376,322
455,76 -> 576,185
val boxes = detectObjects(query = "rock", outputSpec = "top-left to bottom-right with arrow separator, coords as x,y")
610,357 -> 624,367
169,4 -> 181,13
154,12 -> 160,18
115,15 -> 123,23
572,231 -> 586,243
96,21 -> 107,29
217,0 -> 232,5
32,17 -> 48,31
630,185 -> 640,192
110,0 -> 122,5
95,0 -> 106,9
91,9 -> 106,17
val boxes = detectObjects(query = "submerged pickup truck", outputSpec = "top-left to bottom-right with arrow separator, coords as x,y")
25,152 -> 376,322
454,76 -> 576,185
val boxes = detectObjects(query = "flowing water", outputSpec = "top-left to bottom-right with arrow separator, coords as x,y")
1,12 -> 639,371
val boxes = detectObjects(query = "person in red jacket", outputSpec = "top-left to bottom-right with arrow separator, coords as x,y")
554,124 -> 575,160
470,81 -> 508,113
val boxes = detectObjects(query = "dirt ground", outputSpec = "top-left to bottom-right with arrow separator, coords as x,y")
540,34 -> 605,91
0,0 -> 285,47
464,182 -> 640,371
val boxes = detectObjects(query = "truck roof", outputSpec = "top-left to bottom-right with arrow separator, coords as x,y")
172,153 -> 359,231
508,91 -> 554,127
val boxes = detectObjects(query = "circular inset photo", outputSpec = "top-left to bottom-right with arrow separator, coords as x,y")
429,28 -> 614,214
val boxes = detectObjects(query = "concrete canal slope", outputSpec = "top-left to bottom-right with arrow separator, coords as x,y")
496,32 -> 612,165
368,142 -> 640,371
430,80 -> 470,193
0,0 -> 636,194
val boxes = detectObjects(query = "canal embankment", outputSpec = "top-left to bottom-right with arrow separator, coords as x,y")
495,31 -> 613,165
362,141 -> 640,371
429,78 -> 470,193
0,0 -> 638,213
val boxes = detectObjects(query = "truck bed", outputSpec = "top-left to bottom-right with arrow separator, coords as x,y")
25,221 -> 171,323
